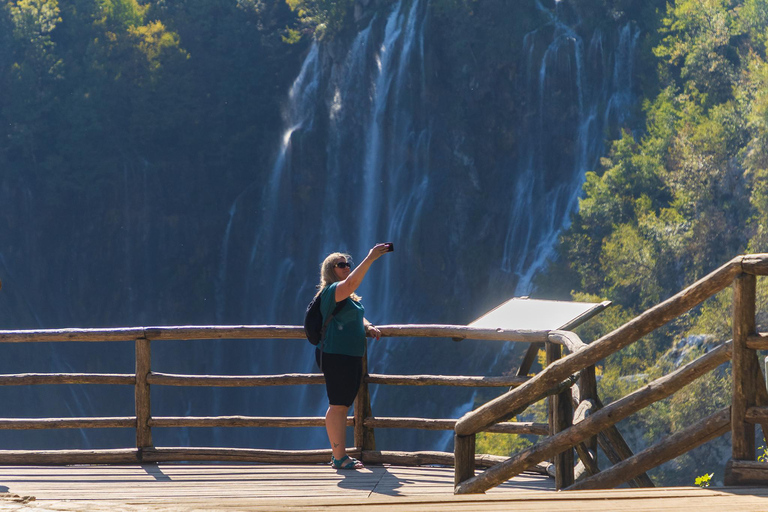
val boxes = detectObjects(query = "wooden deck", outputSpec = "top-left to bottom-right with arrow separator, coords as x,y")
0,464 -> 766,511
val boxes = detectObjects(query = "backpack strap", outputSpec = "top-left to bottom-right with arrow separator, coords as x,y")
320,300 -> 347,344
317,300 -> 347,371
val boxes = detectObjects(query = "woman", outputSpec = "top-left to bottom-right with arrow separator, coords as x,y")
315,243 -> 389,470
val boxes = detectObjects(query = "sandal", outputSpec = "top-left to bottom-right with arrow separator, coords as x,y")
330,455 -> 363,469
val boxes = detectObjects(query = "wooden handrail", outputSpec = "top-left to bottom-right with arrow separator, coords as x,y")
0,373 -> 135,385
454,342 -> 733,493
0,325 -> 548,343
362,417 -> 548,435
455,255 -> 743,437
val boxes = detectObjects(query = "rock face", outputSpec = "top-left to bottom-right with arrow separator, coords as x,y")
0,0 -> 643,453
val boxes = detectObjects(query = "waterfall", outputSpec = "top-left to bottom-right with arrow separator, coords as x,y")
212,0 -> 641,452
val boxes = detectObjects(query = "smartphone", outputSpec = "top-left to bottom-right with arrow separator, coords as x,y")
384,242 -> 394,252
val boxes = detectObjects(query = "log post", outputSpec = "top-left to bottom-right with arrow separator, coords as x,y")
732,273 -> 757,463
135,337 -> 153,455
454,433 -> 476,487
354,343 -> 376,457
546,340 -> 574,489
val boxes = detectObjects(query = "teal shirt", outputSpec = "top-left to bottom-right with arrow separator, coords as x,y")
319,282 -> 366,357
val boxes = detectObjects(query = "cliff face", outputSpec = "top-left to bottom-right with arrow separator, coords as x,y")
0,0 -> 648,453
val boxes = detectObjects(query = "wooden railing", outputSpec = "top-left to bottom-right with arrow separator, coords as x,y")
5,255 -> 768,492
0,324 -> 552,466
453,254 -> 768,493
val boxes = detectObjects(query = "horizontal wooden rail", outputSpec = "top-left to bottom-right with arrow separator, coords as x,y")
0,447 -> 356,465
148,416 -> 353,428
455,256 -> 743,437
0,417 -> 135,429
0,373 -> 134,385
147,373 -> 324,386
363,417 -> 548,435
143,447 -> 359,464
0,325 -> 548,344
745,406 -> 768,423
747,333 -> 768,351
454,341 -> 732,494
145,372 -> 529,388
366,374 -> 529,387
741,253 -> 768,275
362,450 -> 549,471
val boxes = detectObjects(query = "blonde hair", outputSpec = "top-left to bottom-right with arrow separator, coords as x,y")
317,252 -> 361,302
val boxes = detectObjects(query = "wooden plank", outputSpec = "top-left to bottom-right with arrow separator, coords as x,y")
732,273 -> 757,461
454,342 -> 731,494
569,407 -> 731,490
456,256 -> 742,437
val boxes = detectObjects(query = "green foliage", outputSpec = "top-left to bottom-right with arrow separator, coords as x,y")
541,0 -> 768,486
285,0 -> 354,40
694,472 -> 713,487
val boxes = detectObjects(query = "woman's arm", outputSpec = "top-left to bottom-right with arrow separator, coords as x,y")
334,243 -> 390,302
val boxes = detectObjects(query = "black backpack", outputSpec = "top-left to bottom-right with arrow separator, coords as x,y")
304,294 -> 347,346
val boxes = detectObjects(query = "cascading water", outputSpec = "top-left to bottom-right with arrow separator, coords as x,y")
212,0 -> 643,452
0,0 -> 644,452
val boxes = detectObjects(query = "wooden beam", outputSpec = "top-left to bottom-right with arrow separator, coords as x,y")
741,253 -> 768,275
355,348 -> 375,453
135,337 -> 152,451
0,324 -> 547,343
0,449 -> 140,465
516,343 -> 543,378
363,417 -> 548,435
367,374 -> 529,387
455,256 -> 742,437
149,416 -> 352,428
592,396 -> 655,488
0,418 -> 135,429
569,407 -> 730,490
362,450 -> 549,471
0,373 -> 134,385
724,459 -> 768,486
732,273 -> 757,461
454,342 -> 731,494
147,372 -> 324,386
547,340 -> 574,490
454,434 -> 475,486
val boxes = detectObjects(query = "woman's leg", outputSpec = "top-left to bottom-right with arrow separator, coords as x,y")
326,404 -> 349,459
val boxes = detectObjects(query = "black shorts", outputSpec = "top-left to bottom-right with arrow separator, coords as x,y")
315,349 -> 363,407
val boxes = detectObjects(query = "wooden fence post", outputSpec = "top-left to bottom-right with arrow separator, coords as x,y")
546,340 -> 574,489
731,273 -> 757,465
355,343 -> 375,457
454,433 -> 476,487
135,337 -> 153,455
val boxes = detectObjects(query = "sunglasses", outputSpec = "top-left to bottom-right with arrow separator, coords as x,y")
335,261 -> 352,269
